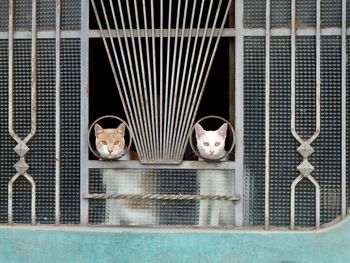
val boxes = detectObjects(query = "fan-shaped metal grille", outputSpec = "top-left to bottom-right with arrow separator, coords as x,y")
91,0 -> 232,163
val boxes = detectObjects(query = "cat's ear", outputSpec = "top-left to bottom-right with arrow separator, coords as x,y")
217,123 -> 228,139
194,123 -> 206,139
116,123 -> 126,136
94,123 -> 104,137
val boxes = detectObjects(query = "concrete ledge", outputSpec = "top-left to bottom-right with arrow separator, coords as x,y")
0,217 -> 349,262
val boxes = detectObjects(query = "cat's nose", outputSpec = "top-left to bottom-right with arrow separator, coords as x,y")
108,149 -> 113,153
209,150 -> 214,155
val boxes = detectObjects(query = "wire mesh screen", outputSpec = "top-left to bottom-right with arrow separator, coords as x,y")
60,39 -> 81,224
88,169 -> 235,226
244,36 -> 343,227
0,0 -> 81,31
244,0 -> 344,28
0,39 -> 80,224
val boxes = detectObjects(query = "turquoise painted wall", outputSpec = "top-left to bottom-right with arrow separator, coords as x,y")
0,218 -> 349,263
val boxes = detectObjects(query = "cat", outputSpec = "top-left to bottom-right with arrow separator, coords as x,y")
194,123 -> 234,226
95,123 -> 157,226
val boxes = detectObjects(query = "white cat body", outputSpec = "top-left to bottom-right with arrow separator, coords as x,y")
195,123 -> 234,226
95,123 -> 157,226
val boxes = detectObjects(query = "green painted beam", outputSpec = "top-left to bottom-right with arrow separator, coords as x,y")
0,218 -> 349,263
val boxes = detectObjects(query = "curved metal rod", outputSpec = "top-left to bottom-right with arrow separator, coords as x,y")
8,0 -> 37,225
291,0 -> 321,144
290,174 -> 303,230
8,172 -> 36,224
290,0 -> 321,230
290,174 -> 320,230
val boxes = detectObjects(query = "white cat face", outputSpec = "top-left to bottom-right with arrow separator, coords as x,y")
95,123 -> 126,159
194,123 -> 227,160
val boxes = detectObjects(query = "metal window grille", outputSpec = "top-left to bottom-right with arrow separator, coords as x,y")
0,0 -> 348,231
1,0 -> 81,225
242,0 -> 348,230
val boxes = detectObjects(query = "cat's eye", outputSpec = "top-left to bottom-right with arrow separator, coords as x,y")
203,142 -> 209,146
101,141 -> 107,145
215,142 -> 221,147
114,141 -> 119,145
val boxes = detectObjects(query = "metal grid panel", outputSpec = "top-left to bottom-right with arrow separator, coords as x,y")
269,36 -> 299,227
0,39 -> 56,224
13,0 -> 32,31
60,39 -> 81,224
26,39 -> 56,224
61,0 -> 81,30
244,0 -> 266,28
0,0 -> 80,31
243,37 -> 265,226
315,36 -> 342,224
88,169 -> 235,226
0,1 -> 9,31
244,0 -> 342,28
0,39 -> 80,224
0,40 -> 12,223
244,36 -> 343,227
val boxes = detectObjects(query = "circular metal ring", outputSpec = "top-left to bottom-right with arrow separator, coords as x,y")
88,115 -> 133,160
189,115 -> 235,162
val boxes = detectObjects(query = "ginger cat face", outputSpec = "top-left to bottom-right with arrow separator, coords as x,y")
94,123 -> 126,159
194,123 -> 227,160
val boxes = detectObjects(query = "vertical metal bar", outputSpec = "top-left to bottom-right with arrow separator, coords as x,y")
170,1 -> 198,159
176,0 -> 232,159
291,0 -> 303,144
168,0 -> 190,158
163,0 -> 173,159
7,0 -> 14,224
265,0 -> 271,230
313,0 -> 321,229
173,0 -> 205,159
8,0 -> 14,141
150,0 -> 160,160
80,0 -> 90,225
341,0 -> 347,218
115,0 -> 151,160
159,0 -> 164,159
55,0 -> 62,225
165,0 -> 182,159
174,0 -> 215,159
140,0 -> 158,161
290,0 -> 298,230
102,0 -> 147,160
132,0 -> 154,162
24,0 -> 38,144
234,0 -> 244,227
124,0 -> 154,160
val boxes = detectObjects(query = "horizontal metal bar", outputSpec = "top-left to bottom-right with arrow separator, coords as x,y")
2,27 -> 350,40
90,27 -> 350,37
88,160 -> 235,170
0,30 -> 82,39
84,193 -> 241,201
